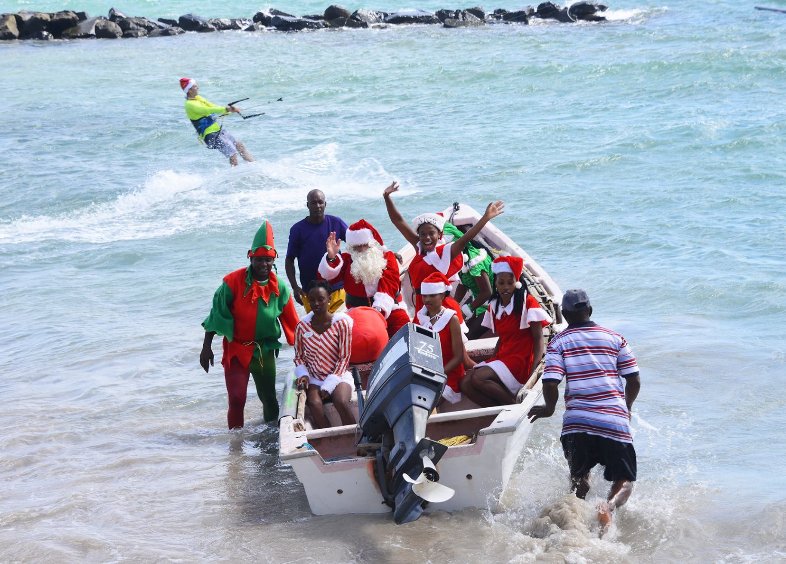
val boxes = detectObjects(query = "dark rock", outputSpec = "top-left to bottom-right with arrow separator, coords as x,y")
108,8 -> 127,22
252,9 -> 295,26
502,10 -> 529,23
350,9 -> 384,24
324,5 -> 351,20
48,10 -> 80,37
384,10 -> 440,25
112,15 -> 159,34
76,12 -> 88,21
466,6 -> 486,20
158,18 -> 178,27
271,15 -> 326,31
149,26 -> 185,36
0,13 -> 19,39
178,13 -> 216,32
29,30 -> 54,40
18,12 -> 51,39
244,22 -> 268,32
95,18 -> 122,38
122,28 -> 148,38
303,14 -> 325,20
62,16 -> 98,38
444,12 -> 485,27
436,9 -> 458,22
209,18 -> 233,30
535,2 -> 573,22
567,1 -> 607,21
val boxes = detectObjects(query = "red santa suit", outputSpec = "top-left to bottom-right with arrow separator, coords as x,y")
318,220 -> 410,338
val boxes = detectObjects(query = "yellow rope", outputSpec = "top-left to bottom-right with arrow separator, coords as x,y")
437,435 -> 472,447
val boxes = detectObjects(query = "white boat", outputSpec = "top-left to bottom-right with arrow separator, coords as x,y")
278,203 -> 565,521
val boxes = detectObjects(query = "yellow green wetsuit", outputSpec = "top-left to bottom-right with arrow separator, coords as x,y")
185,95 -> 228,142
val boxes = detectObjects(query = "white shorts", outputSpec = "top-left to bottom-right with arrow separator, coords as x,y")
309,372 -> 353,395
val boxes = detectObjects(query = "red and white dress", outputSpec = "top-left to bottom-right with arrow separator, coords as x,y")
476,294 -> 552,394
416,306 -> 465,404
294,312 -> 353,394
409,242 -> 465,319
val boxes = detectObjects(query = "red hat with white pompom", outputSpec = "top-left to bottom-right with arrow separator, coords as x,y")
491,256 -> 524,289
345,219 -> 384,247
179,77 -> 196,96
420,272 -> 452,295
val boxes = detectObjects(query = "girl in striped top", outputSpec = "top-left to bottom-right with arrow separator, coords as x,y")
294,281 -> 355,428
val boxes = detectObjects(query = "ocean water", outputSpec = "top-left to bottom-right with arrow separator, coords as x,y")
1,0 -> 785,561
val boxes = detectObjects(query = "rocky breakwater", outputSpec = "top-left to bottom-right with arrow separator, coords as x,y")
0,2 -> 608,41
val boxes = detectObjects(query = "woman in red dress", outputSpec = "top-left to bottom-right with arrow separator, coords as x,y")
382,181 -> 504,316
415,272 -> 471,405
461,256 -> 552,407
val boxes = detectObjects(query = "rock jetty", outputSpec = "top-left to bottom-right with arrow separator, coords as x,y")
0,3 -> 608,41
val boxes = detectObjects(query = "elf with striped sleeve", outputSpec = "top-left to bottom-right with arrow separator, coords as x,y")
528,288 -> 641,535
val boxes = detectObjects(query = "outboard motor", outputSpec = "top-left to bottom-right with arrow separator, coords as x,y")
358,323 -> 455,524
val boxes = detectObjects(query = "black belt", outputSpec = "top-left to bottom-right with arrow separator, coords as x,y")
345,294 -> 373,308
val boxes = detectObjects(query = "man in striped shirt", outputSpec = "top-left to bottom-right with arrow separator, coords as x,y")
528,289 -> 641,534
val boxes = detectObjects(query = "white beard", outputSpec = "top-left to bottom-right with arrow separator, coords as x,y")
348,243 -> 386,286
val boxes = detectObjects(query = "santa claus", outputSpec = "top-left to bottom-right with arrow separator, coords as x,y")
318,219 -> 410,338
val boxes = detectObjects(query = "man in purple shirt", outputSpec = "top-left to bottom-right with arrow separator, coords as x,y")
285,189 -> 348,312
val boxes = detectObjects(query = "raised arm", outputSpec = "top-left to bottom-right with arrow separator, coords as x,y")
383,181 -> 419,248
450,201 -> 504,260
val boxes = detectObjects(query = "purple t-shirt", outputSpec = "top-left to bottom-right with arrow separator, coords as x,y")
286,215 -> 348,290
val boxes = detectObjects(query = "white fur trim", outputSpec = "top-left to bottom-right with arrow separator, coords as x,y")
412,212 -> 445,233
415,306 -> 455,333
422,242 -> 454,274
441,386 -> 462,404
491,261 -> 513,275
462,249 -> 487,273
474,360 -> 523,395
372,292 -> 395,318
317,253 -> 344,280
461,303 -> 474,319
182,79 -> 196,95
316,372 -> 353,395
421,281 -> 449,295
514,281 -> 522,289
526,305 -> 552,326
345,228 -> 373,247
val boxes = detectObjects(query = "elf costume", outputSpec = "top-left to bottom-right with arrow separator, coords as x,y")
442,221 -> 494,318
202,220 -> 299,427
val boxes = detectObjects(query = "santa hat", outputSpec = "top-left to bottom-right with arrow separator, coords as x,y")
420,272 -> 452,295
179,77 -> 196,96
247,220 -> 277,258
491,256 -> 524,289
345,219 -> 384,247
412,212 -> 446,233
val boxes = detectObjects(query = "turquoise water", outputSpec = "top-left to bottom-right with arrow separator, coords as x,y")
1,1 -> 785,561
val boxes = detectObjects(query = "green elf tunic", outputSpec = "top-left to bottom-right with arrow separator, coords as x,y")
202,267 -> 299,422
443,222 -> 494,317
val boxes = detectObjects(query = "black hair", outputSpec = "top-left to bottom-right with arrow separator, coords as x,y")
491,274 -> 528,318
306,279 -> 331,295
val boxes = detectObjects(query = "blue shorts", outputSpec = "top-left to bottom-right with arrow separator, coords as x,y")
204,129 -> 238,158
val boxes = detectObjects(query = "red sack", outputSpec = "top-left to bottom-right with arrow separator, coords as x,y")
346,307 -> 388,364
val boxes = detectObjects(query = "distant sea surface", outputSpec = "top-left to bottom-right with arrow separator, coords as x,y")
1,1 -> 785,561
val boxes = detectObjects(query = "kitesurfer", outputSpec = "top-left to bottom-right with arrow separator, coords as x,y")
181,77 -> 254,166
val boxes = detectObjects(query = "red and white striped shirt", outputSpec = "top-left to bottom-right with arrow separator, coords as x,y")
294,312 -> 353,381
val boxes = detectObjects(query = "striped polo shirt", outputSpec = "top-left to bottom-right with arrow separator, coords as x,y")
542,321 -> 639,443
293,312 -> 353,381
